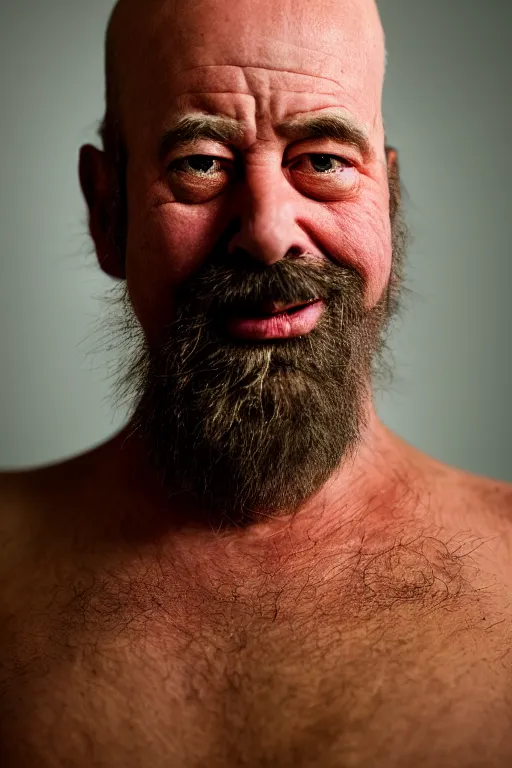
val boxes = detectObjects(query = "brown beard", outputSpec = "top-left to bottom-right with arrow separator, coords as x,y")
100,171 -> 408,530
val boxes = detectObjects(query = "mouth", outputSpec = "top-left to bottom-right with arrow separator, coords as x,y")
223,298 -> 325,340
248,298 -> 320,317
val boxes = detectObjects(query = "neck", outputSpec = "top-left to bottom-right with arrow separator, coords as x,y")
97,404 -> 429,578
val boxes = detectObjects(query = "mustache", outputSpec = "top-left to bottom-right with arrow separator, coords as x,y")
173,251 -> 364,319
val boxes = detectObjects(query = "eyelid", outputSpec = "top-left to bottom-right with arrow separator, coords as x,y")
166,143 -> 236,164
286,153 -> 354,170
286,142 -> 363,166
168,155 -> 232,173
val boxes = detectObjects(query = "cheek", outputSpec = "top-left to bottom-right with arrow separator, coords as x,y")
124,170 -> 392,339
308,183 -> 393,309
124,193 -> 225,340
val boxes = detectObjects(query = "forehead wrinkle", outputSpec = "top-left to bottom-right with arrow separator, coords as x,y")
170,63 -> 344,93
107,0 -> 384,78
104,0 -> 385,150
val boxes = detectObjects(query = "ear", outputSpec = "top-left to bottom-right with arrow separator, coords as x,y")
385,146 -> 400,185
79,144 -> 126,279
385,145 -> 401,219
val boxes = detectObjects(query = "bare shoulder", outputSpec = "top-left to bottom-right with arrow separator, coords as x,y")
467,472 -> 512,562
430,461 -> 512,578
0,442 -> 118,608
0,474 -> 35,658
0,457 -> 89,613
397,432 -> 512,525
0,470 -> 36,568
451,466 -> 512,521
398,435 -> 512,581
0,469 -> 48,611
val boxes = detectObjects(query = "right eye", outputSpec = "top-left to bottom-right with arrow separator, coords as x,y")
167,155 -> 235,203
169,155 -> 226,178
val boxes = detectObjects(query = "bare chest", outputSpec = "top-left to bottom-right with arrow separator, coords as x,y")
2,568 -> 512,768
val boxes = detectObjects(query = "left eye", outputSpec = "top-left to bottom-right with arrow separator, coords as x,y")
296,154 -> 350,174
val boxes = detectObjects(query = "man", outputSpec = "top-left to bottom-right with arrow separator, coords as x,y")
1,0 -> 511,765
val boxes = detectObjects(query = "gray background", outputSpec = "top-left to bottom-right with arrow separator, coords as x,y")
0,0 -> 510,481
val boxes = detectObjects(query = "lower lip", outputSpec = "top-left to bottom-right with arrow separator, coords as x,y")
225,301 -> 325,340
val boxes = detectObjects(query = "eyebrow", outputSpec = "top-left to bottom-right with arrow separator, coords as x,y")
158,115 -> 244,161
158,110 -> 373,161
276,112 -> 372,159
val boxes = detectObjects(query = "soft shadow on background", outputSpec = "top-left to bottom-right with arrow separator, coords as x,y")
0,0 -> 510,480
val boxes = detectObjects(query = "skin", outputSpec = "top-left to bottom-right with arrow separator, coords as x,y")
1,2 -> 512,765
73,0 -> 507,568
80,0 -> 401,532
88,0 -> 391,326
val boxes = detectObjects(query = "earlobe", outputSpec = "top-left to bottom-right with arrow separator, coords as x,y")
79,144 -> 126,280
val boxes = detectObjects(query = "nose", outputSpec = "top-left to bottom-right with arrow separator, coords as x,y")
227,167 -> 310,265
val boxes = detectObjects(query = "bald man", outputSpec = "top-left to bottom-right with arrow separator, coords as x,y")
1,0 -> 512,766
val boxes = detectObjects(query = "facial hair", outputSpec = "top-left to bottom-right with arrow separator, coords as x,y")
104,172 -> 408,530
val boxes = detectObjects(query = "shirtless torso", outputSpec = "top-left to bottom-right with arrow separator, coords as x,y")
1,439 -> 512,768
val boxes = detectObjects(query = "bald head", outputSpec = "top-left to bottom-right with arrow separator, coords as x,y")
101,0 -> 386,157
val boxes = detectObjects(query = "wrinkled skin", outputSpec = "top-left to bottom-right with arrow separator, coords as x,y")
90,0 -> 392,323
79,0 -> 413,532
74,0 -> 507,618
1,5 -> 512,767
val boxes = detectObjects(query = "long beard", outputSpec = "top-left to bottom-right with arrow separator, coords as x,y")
101,174 -> 408,529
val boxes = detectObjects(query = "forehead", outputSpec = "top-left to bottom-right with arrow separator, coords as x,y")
112,0 -> 385,145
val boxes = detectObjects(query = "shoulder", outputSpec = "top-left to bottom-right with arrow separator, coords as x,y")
396,432 -> 512,523
468,474 -> 512,555
0,470 -> 46,609
400,436 -> 512,566
449,467 -> 512,521
0,470 -> 36,565
434,465 -> 512,576
0,458 -> 88,613
0,442 -> 118,602
429,457 -> 512,535
406,435 -> 512,520
0,472 -> 38,643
